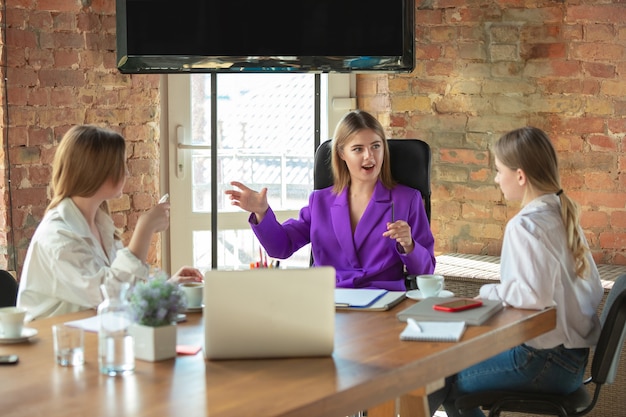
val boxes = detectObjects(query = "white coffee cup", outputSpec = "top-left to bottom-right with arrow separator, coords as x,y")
417,274 -> 445,298
180,282 -> 204,308
0,307 -> 26,338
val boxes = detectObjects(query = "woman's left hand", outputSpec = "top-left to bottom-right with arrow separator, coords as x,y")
168,266 -> 204,284
383,220 -> 415,254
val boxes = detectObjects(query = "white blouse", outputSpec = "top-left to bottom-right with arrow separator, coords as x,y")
17,198 -> 148,322
479,194 -> 603,349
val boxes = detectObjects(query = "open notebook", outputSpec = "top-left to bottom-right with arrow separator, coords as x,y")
203,266 -> 336,360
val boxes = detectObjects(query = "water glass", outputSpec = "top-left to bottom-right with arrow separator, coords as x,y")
52,324 -> 85,366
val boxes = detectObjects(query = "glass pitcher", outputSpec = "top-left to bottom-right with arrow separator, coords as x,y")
98,282 -> 135,376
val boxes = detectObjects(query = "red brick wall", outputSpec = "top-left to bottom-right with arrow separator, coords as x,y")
0,1 -> 625,276
0,0 -> 163,276
358,1 -> 626,265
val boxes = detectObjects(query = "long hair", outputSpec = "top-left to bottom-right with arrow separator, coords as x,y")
330,110 -> 395,194
494,126 -> 590,278
48,125 -> 127,239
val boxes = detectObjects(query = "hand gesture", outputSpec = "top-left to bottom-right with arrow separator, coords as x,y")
138,201 -> 171,234
225,181 -> 269,221
128,201 -> 171,262
383,220 -> 415,254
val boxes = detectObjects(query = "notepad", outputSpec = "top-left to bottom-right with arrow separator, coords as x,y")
400,318 -> 466,342
334,288 -> 388,308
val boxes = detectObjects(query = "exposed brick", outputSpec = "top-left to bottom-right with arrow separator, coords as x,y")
38,0 -> 81,12
585,23 -> 616,42
523,43 -> 567,60
38,69 -> 86,88
567,5 -> 626,24
600,80 -> 626,98
580,211 -> 608,229
2,0 -> 625,276
571,43 -> 626,62
587,134 -> 617,151
610,212 -> 626,229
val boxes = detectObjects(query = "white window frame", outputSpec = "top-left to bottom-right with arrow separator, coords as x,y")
159,73 -> 355,272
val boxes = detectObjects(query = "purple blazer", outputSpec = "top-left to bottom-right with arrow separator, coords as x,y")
250,180 -> 435,291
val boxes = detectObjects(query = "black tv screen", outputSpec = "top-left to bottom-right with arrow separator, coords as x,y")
116,0 -> 415,73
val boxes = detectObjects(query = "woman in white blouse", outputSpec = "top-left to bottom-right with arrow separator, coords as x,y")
430,126 -> 604,417
17,125 -> 202,322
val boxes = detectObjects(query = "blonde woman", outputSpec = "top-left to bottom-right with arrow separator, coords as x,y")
17,125 -> 202,321
430,126 -> 604,417
226,110 -> 435,290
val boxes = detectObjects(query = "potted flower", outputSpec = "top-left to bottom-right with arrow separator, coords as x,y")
128,273 -> 187,361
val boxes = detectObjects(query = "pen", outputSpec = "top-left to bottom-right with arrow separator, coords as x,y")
158,193 -> 169,203
407,318 -> 422,333
391,201 -> 395,223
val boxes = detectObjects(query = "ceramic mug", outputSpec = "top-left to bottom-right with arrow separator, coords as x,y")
0,306 -> 26,338
417,274 -> 445,298
180,283 -> 204,308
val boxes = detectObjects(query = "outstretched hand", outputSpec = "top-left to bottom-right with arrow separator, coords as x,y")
383,220 -> 415,254
224,181 -> 269,222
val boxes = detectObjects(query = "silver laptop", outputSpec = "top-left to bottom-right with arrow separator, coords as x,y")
202,266 -> 336,360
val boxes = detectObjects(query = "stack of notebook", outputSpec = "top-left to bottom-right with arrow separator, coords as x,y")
397,297 -> 504,326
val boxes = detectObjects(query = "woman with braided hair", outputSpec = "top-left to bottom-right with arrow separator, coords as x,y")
429,126 -> 604,417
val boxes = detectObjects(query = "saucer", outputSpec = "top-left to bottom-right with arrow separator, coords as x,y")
0,327 -> 38,344
405,289 -> 454,301
186,305 -> 204,313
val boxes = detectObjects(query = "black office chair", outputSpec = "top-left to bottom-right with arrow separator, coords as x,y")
313,138 -> 431,221
0,269 -> 18,307
454,274 -> 626,417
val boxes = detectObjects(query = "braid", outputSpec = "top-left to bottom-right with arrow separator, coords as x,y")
559,192 -> 590,278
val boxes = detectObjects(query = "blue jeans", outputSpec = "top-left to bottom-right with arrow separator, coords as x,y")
429,344 -> 589,417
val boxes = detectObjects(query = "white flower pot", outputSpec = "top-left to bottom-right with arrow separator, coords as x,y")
129,323 -> 177,362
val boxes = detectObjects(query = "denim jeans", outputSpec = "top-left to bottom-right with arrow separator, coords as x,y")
429,344 -> 589,417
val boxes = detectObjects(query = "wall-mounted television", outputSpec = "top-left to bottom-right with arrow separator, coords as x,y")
116,0 -> 415,73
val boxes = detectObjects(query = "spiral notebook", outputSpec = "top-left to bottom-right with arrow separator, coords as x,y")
400,318 -> 466,342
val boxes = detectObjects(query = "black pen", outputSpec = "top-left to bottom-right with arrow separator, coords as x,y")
391,201 -> 395,223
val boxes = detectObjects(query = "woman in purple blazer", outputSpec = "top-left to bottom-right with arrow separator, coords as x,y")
225,110 -> 435,291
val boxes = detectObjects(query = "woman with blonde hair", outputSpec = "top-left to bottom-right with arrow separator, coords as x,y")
226,110 -> 435,290
17,125 -> 202,321
429,126 -> 604,417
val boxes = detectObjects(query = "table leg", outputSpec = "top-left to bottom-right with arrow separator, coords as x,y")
366,379 -> 444,417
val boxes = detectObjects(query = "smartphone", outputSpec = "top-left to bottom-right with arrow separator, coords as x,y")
0,354 -> 19,365
433,298 -> 483,312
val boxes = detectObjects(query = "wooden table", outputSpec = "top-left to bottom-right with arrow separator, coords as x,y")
0,300 -> 555,417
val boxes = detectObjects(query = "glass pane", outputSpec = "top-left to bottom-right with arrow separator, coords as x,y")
189,74 -> 316,213
217,73 -> 316,212
189,73 -> 317,270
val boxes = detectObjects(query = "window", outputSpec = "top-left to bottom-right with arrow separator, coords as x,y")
164,73 -> 353,271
